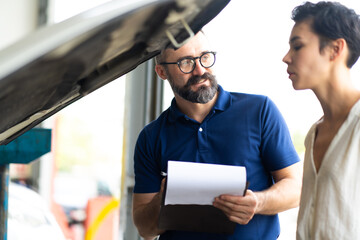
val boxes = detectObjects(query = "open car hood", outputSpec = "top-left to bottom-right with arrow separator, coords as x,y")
0,0 -> 230,145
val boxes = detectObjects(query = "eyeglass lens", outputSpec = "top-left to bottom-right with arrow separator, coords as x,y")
178,52 -> 215,73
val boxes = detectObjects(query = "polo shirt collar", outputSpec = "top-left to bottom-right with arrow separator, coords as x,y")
168,85 -> 232,122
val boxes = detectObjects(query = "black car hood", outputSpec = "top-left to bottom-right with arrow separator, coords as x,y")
0,0 -> 230,145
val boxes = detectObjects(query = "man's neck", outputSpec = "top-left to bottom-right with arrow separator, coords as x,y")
174,92 -> 218,123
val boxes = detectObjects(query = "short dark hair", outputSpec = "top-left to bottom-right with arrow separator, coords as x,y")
291,1 -> 360,68
155,49 -> 168,65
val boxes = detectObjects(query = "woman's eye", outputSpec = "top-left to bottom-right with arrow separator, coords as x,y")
293,45 -> 303,51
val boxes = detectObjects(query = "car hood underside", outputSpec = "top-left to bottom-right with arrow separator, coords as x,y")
0,0 -> 230,145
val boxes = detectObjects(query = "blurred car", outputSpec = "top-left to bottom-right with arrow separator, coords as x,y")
7,182 -> 67,240
53,174 -> 109,224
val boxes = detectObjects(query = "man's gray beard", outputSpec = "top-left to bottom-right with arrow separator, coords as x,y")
169,72 -> 218,104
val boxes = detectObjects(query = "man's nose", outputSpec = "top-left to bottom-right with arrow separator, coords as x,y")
192,59 -> 206,76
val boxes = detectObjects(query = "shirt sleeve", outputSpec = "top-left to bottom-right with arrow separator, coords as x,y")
260,97 -> 300,171
133,126 -> 162,193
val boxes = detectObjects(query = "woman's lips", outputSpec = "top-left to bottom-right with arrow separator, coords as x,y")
287,70 -> 295,79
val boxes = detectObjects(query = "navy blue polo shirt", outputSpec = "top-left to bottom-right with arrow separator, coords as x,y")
134,85 -> 300,240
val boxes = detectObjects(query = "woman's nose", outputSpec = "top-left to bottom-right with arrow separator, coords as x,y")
283,51 -> 291,64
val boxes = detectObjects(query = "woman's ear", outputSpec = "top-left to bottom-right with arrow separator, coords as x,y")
155,64 -> 168,80
330,38 -> 346,61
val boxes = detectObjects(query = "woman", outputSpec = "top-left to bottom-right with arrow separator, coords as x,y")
283,1 -> 360,239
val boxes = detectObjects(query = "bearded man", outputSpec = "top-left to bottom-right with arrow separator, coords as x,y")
132,31 -> 302,240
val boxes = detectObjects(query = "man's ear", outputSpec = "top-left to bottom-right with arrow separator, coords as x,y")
155,64 -> 168,80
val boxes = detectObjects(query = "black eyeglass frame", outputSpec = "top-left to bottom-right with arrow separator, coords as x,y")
159,51 -> 216,74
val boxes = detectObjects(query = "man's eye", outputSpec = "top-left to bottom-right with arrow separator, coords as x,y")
202,54 -> 210,60
180,59 -> 193,66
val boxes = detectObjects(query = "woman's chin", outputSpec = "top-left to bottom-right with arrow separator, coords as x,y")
292,84 -> 308,91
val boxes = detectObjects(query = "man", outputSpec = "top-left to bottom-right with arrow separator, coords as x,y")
132,31 -> 302,240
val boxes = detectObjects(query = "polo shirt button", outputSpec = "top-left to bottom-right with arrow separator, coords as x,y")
199,127 -> 203,132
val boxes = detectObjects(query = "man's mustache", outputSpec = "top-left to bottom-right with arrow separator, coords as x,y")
186,72 -> 215,87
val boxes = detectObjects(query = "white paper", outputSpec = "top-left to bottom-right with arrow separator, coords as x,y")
164,161 -> 247,205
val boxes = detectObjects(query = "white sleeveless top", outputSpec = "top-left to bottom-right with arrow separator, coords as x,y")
296,99 -> 360,240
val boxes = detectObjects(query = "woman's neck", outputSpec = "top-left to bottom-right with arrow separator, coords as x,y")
314,71 -> 360,122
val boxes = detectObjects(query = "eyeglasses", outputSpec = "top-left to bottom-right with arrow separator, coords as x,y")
159,51 -> 216,74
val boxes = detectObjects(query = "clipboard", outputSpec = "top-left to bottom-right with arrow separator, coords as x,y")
158,203 -> 236,234
158,177 -> 236,234
157,161 -> 249,234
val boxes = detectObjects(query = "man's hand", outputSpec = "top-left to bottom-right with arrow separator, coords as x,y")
213,190 -> 259,224
213,163 -> 302,225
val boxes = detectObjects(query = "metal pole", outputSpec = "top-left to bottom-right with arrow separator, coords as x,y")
0,164 -> 9,240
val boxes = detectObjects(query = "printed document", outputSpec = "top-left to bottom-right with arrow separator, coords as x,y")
164,161 -> 247,205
